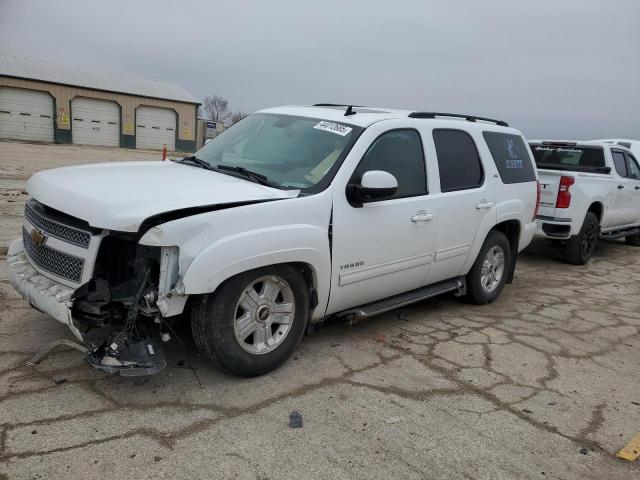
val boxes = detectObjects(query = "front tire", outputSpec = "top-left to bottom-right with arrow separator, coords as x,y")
562,212 -> 599,265
466,230 -> 511,305
191,265 -> 309,377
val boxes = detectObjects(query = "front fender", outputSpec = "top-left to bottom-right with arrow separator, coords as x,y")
152,224 -> 330,320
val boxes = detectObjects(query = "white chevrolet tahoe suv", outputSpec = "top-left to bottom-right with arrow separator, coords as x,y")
530,140 -> 640,264
8,105 -> 538,377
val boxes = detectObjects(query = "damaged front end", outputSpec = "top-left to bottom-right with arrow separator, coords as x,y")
72,233 -> 185,376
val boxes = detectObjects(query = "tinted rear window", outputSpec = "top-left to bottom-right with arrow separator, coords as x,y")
530,144 -> 607,173
483,132 -> 536,184
433,129 -> 483,192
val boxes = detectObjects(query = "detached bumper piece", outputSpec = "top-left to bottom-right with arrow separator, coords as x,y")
86,331 -> 167,377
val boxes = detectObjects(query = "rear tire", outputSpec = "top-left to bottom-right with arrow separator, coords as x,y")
562,212 -> 599,265
191,265 -> 309,377
625,231 -> 640,246
466,230 -> 511,305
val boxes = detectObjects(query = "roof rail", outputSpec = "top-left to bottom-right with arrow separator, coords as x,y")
313,103 -> 363,117
408,112 -> 508,127
314,103 -> 363,107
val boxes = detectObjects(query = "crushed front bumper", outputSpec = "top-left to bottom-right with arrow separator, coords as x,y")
6,238 -> 83,341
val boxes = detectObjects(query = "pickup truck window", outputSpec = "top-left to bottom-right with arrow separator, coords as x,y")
531,145 -> 607,173
612,151 -> 628,177
195,113 -> 361,191
483,132 -> 536,184
433,129 -> 483,192
353,129 -> 427,199
625,154 -> 640,180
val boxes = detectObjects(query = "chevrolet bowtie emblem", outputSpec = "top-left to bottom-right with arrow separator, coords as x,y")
30,228 -> 46,246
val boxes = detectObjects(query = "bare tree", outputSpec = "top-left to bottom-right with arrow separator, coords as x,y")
202,95 -> 231,124
229,111 -> 248,126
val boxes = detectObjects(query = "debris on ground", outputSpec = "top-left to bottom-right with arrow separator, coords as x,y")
375,335 -> 386,343
385,416 -> 402,425
579,447 -> 589,455
85,332 -> 166,377
289,411 -> 303,428
53,376 -> 66,385
617,432 -> 640,462
523,409 -> 533,414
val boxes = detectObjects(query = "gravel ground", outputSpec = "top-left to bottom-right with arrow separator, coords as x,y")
1,141 -> 639,479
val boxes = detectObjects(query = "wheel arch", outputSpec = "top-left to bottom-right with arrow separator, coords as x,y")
587,201 -> 604,224
179,229 -> 330,321
491,219 -> 521,284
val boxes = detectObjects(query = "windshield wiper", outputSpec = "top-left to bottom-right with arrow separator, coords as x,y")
216,164 -> 280,188
174,156 -> 216,171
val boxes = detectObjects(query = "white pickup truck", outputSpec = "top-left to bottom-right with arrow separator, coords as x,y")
8,105 -> 538,377
530,140 -> 640,264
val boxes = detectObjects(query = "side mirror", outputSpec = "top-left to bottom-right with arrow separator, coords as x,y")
346,170 -> 398,207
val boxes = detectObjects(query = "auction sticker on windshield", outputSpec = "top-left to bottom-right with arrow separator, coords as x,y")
314,121 -> 353,136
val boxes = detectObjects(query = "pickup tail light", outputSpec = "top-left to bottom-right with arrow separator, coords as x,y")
556,175 -> 575,209
533,181 -> 541,221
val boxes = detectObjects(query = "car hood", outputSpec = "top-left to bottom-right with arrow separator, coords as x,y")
27,161 -> 298,231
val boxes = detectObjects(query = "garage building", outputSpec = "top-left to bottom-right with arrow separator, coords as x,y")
0,53 -> 200,152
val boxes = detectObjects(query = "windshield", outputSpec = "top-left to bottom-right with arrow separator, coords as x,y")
194,113 -> 361,190
530,144 -> 607,173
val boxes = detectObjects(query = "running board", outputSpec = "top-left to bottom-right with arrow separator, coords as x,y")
601,227 -> 640,240
339,277 -> 466,320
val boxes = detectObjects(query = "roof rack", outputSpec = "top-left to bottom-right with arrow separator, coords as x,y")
408,112 -> 508,127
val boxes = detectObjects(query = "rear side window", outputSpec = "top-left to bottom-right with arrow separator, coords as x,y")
531,145 -> 607,174
612,150 -> 628,177
433,129 -> 483,192
483,132 -> 536,184
627,154 -> 640,180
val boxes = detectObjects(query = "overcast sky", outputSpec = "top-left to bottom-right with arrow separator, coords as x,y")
1,0 -> 638,139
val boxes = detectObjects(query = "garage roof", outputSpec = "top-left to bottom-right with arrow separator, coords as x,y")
0,52 -> 199,104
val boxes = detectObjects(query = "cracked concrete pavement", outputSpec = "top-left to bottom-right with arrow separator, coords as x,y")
1,141 -> 640,479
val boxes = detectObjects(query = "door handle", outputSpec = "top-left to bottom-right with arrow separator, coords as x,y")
618,185 -> 624,189
476,200 -> 494,209
411,211 -> 435,222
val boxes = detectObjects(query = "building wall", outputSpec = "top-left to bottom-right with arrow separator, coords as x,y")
0,76 -> 198,152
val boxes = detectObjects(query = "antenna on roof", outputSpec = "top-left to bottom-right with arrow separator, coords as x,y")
344,105 -> 356,116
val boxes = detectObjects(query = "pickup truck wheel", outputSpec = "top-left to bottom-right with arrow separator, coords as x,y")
625,231 -> 640,246
191,265 -> 309,377
466,230 -> 511,305
562,212 -> 599,265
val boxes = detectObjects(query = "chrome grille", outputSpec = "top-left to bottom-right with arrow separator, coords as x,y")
24,201 -> 91,248
22,228 -> 84,283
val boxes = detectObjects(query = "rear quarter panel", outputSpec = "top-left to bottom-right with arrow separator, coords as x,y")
461,128 -> 537,273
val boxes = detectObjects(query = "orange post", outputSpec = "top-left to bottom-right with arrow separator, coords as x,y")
162,144 -> 167,161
